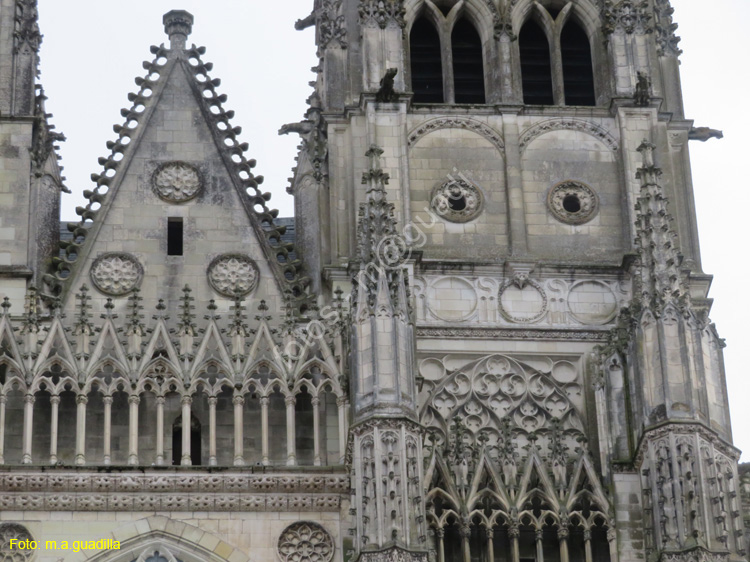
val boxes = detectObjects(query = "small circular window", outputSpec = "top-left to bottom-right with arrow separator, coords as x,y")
431,177 -> 484,223
547,180 -> 599,225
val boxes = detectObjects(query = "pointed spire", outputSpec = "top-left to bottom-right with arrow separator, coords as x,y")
228,291 -> 249,338
634,140 -> 690,313
20,286 -> 40,335
72,284 -> 94,336
163,10 -> 194,51
176,285 -> 197,337
1,297 -> 10,317
124,287 -> 145,336
204,299 -> 220,321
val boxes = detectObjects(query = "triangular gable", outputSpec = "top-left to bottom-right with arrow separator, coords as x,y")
245,320 -> 285,376
0,315 -> 23,374
34,316 -> 77,375
140,319 -> 181,374
516,449 -> 560,511
190,319 -> 234,379
86,317 -> 130,376
45,36 -> 310,312
564,452 -> 612,514
466,451 -> 511,512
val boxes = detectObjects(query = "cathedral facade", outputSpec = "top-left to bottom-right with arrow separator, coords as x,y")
0,1 -> 747,562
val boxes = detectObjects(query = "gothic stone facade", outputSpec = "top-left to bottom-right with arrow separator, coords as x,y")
0,2 -> 747,562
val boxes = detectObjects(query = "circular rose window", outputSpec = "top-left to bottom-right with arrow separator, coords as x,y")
152,161 -> 203,202
547,180 -> 599,225
90,253 -> 144,296
277,522 -> 334,562
207,254 -> 260,297
431,177 -> 484,223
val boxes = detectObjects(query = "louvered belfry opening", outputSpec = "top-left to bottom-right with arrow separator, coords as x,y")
520,20 -> 554,105
561,20 -> 596,106
452,19 -> 485,104
410,17 -> 444,103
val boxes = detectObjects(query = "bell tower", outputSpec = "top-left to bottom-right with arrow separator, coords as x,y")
285,1 -> 746,562
0,0 -> 66,304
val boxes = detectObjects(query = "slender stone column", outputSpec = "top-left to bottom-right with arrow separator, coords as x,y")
181,395 -> 192,465
22,394 -> 34,464
285,395 -> 296,466
155,396 -> 165,465
436,528 -> 445,562
103,396 -> 112,465
260,396 -> 270,465
233,394 -> 245,466
75,395 -> 87,465
461,523 -> 472,562
312,396 -> 321,466
584,529 -> 593,562
559,527 -> 570,562
509,523 -> 520,562
49,395 -> 60,464
208,396 -> 217,466
128,395 -> 140,465
0,395 -> 6,464
486,528 -> 495,562
535,529 -> 545,562
337,397 -> 347,464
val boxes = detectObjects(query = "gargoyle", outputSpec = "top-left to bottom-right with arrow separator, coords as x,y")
295,11 -> 316,30
688,127 -> 724,142
278,121 -> 314,136
375,68 -> 398,103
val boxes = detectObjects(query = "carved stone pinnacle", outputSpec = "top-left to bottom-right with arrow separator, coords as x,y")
163,10 -> 194,50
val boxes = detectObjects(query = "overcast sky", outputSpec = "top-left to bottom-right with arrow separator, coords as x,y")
36,1 -> 749,461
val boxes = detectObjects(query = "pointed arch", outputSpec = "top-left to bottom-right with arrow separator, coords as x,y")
451,18 -> 485,103
561,18 -> 595,105
519,18 -> 554,105
410,16 -> 444,103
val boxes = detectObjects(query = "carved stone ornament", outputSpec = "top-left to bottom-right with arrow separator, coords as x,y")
207,254 -> 260,298
359,0 -> 406,29
0,523 -> 35,562
152,161 -> 203,202
277,521 -> 334,562
431,177 -> 484,223
547,180 -> 599,225
90,253 -> 144,296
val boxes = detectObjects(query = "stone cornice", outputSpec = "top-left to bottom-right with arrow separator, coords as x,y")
416,327 -> 609,341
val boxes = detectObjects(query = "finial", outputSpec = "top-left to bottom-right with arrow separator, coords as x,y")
163,10 -> 194,50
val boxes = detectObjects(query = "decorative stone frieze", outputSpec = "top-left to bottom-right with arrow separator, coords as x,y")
601,0 -> 652,35
547,180 -> 599,225
277,522 -> 335,562
358,0 -> 405,29
152,161 -> 203,202
407,117 -> 504,153
0,524 -> 34,561
207,254 -> 260,297
90,252 -> 143,296
430,177 -> 484,223
519,119 -> 619,152
415,327 -> 610,341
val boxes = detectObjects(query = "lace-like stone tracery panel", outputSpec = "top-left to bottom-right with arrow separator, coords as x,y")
90,253 -> 144,296
431,177 -> 484,223
547,180 -> 599,225
277,522 -> 334,562
152,161 -> 203,202
0,524 -> 35,562
207,254 -> 260,297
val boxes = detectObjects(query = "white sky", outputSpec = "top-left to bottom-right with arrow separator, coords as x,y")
36,0 -> 749,462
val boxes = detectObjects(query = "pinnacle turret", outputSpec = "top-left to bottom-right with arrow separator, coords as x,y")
163,10 -> 194,50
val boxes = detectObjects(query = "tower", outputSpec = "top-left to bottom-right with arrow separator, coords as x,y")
0,2 -> 746,562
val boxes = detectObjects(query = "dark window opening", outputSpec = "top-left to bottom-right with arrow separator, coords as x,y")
167,217 -> 183,256
410,18 -> 444,103
561,21 -> 596,106
448,195 -> 467,211
520,20 -> 554,105
172,414 -> 201,465
547,6 -> 562,18
452,19 -> 485,104
563,194 -> 582,213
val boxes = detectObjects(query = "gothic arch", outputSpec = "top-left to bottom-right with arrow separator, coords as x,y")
84,517 -> 240,562
519,118 -> 619,152
408,117 -> 505,152
510,0 -> 601,39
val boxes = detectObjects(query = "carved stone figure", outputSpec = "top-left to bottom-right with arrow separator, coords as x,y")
688,127 -> 724,142
634,71 -> 652,106
376,68 -> 399,103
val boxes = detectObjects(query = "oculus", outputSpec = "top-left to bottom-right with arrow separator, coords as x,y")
152,161 -> 203,202
207,254 -> 260,297
547,180 -> 599,225
277,522 -> 334,562
431,177 -> 483,223
90,253 -> 143,296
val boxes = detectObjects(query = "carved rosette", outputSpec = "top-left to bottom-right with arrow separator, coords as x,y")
152,161 -> 203,202
431,177 -> 484,223
207,254 -> 260,297
0,524 -> 35,561
277,522 -> 334,562
90,253 -> 144,296
547,180 -> 599,225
